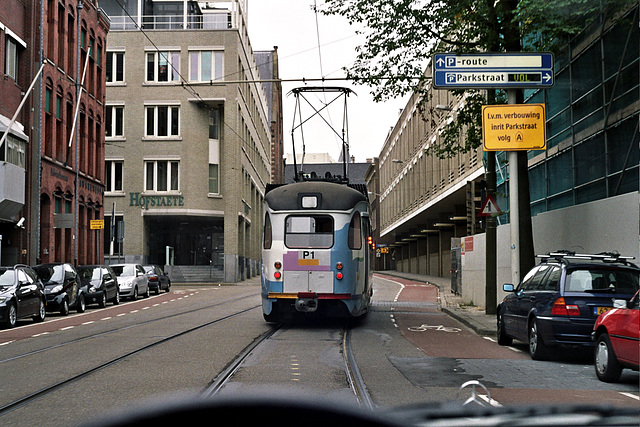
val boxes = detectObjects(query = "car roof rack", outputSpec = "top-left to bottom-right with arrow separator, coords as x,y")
537,250 -> 637,267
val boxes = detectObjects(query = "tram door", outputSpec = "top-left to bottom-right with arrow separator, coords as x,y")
282,215 -> 334,294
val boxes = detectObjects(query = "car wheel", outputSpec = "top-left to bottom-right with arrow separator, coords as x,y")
113,292 -> 120,305
166,281 -> 171,293
497,310 -> 512,346
528,317 -> 550,360
132,287 -> 138,300
77,295 -> 86,313
98,292 -> 107,308
595,333 -> 623,382
144,285 -> 150,298
4,303 -> 17,328
33,299 -> 46,323
60,298 -> 70,316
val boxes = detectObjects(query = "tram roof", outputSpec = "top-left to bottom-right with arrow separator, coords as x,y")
265,181 -> 368,211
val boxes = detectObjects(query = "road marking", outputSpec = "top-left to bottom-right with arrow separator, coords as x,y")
620,392 -> 639,400
0,340 -> 14,346
60,326 -> 75,331
408,324 -> 461,333
478,394 -> 503,407
82,321 -> 95,325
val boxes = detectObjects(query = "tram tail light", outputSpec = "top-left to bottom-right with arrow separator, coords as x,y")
336,272 -> 343,280
273,261 -> 282,280
336,262 -> 343,270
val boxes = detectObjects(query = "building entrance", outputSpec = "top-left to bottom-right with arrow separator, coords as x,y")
146,217 -> 224,266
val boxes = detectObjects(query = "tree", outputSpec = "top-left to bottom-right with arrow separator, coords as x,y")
320,0 -> 636,280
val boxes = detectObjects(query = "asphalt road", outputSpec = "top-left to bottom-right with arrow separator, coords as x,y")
0,276 -> 637,426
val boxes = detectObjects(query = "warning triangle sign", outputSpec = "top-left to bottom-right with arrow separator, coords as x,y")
479,195 -> 501,217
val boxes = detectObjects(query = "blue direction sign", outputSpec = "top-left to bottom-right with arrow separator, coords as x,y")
433,52 -> 554,89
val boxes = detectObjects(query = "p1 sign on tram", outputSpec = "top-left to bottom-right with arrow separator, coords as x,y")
433,52 -> 554,89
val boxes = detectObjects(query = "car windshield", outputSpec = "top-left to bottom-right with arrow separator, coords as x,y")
565,268 -> 639,293
143,266 -> 154,273
78,267 -> 101,281
112,265 -> 136,277
0,269 -> 16,286
33,265 -> 65,283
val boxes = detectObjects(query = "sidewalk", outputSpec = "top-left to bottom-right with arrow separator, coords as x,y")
375,270 -> 497,337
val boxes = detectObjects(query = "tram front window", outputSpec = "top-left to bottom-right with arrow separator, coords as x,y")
285,215 -> 334,249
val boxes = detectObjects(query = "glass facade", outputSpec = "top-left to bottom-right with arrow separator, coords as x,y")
496,6 -> 639,221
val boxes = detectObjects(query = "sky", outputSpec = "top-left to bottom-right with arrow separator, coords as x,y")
246,0 -> 408,163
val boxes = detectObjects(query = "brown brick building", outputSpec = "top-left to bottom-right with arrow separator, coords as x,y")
0,0 -> 109,266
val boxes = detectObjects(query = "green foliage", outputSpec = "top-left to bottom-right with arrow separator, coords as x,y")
320,0 -> 635,157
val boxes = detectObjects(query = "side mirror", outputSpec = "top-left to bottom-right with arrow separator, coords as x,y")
503,283 -> 515,292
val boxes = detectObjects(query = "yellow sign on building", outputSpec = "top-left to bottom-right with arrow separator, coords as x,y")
90,219 -> 104,230
482,104 -> 546,151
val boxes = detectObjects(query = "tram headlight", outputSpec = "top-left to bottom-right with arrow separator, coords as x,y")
336,262 -> 343,270
274,261 -> 282,269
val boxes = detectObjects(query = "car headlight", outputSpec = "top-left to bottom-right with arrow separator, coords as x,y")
47,285 -> 63,294
0,296 -> 8,304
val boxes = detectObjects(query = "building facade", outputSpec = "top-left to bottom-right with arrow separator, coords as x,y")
0,0 -> 109,266
372,4 -> 639,307
102,0 -> 273,282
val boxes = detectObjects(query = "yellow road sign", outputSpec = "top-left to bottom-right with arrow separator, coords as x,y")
482,104 -> 546,151
90,219 -> 104,230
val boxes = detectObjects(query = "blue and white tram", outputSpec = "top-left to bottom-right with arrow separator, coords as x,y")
261,180 -> 373,323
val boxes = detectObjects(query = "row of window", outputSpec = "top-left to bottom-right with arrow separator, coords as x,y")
106,49 -> 224,84
106,104 -> 181,138
106,159 -> 220,195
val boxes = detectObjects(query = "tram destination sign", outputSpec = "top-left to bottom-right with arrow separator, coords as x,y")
433,52 -> 554,89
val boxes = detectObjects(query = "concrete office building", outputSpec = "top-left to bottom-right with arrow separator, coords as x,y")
101,0 -> 273,282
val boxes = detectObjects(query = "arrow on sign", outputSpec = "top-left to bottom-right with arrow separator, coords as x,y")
478,195 -> 502,217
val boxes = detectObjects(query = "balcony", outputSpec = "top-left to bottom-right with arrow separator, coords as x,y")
109,11 -> 233,31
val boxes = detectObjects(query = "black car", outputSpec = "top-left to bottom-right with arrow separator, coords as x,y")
33,263 -> 85,315
0,265 -> 47,328
77,265 -> 120,307
143,265 -> 171,294
497,251 -> 640,360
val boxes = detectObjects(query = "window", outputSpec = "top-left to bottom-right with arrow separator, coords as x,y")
106,51 -> 124,83
146,51 -> 180,82
0,134 -> 26,168
285,215 -> 333,249
263,213 -> 272,249
105,160 -> 123,192
348,212 -> 362,250
208,164 -> 219,194
145,160 -> 179,192
105,105 -> 124,137
5,37 -> 18,80
145,105 -> 180,137
189,50 -> 223,82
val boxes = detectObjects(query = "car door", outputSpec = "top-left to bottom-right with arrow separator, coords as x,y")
64,264 -> 80,305
102,267 -> 117,300
611,292 -> 640,365
513,266 -> 550,339
135,265 -> 148,293
16,268 -> 39,316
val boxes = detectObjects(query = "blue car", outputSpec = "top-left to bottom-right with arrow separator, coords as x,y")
497,252 -> 639,360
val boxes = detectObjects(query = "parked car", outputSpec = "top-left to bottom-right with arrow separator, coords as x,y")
33,263 -> 85,315
111,264 -> 149,300
143,265 -> 171,294
78,265 -> 120,307
593,290 -> 639,382
497,251 -> 639,360
0,265 -> 47,328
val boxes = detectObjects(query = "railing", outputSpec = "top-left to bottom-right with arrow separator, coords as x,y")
109,13 -> 232,31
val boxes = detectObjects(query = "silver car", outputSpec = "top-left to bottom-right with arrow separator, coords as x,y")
111,264 -> 149,300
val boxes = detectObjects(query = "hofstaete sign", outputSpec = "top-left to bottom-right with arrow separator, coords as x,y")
129,192 -> 184,210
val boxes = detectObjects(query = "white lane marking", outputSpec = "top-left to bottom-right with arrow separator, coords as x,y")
620,392 -> 639,401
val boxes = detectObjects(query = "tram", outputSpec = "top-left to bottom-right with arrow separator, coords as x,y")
261,177 -> 373,322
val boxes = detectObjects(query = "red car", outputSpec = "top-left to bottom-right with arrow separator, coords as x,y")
593,290 -> 639,382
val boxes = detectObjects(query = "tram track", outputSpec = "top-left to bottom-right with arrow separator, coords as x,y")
0,292 -> 257,365
204,322 -> 374,409
0,302 -> 261,417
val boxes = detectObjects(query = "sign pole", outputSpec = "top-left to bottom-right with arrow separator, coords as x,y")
507,89 -> 520,286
